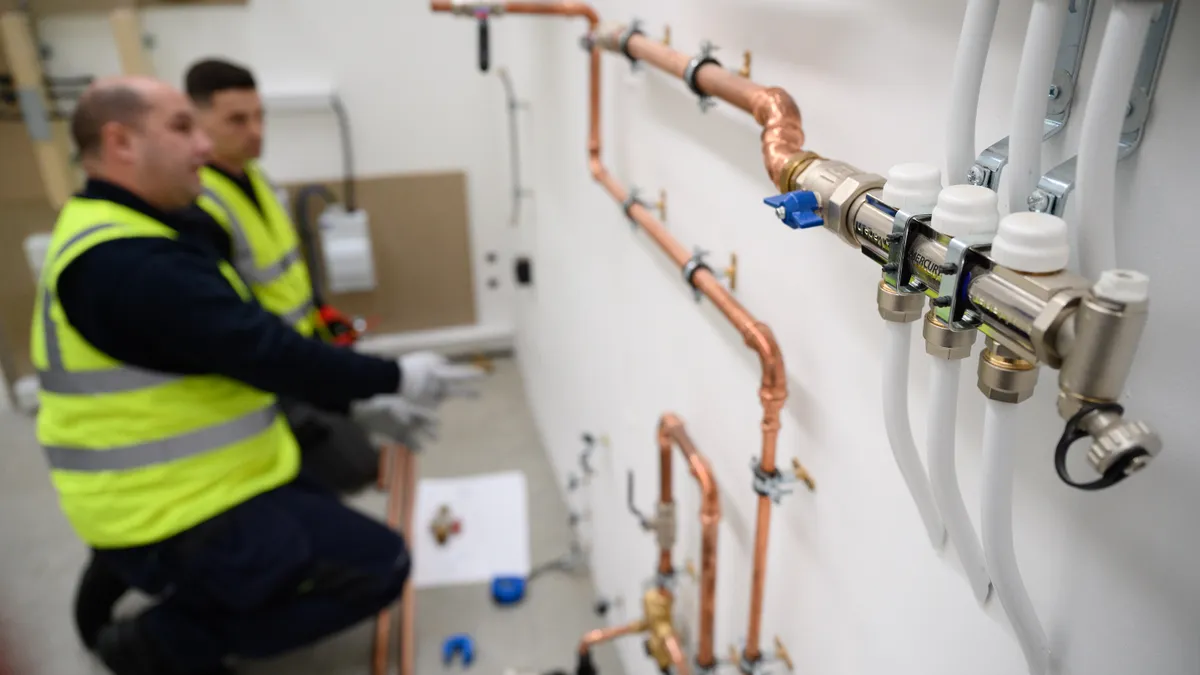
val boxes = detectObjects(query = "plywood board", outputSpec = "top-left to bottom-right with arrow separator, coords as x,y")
284,171 -> 479,335
0,198 -> 56,393
12,0 -> 246,14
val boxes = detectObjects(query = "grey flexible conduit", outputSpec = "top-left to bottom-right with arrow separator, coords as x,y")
496,67 -> 527,226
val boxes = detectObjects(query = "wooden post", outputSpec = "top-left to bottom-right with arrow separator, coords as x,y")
0,10 -> 78,209
110,7 -> 154,76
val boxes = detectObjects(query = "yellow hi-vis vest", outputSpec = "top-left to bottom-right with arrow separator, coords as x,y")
31,196 -> 301,549
197,163 -> 320,337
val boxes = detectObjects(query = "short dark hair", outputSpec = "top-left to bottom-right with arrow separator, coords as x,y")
185,58 -> 257,106
70,84 -> 151,159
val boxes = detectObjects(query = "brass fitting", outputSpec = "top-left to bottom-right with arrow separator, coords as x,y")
739,50 -> 752,78
977,338 -> 1039,404
662,24 -> 671,46
791,457 -> 816,492
641,588 -> 676,671
877,281 -> 925,323
776,151 -> 822,194
655,189 -> 667,222
723,253 -> 738,291
923,310 -> 977,360
774,636 -> 794,671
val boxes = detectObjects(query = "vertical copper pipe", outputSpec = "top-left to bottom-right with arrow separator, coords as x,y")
430,4 -> 802,668
372,444 -> 407,675
399,447 -> 418,675
577,619 -> 649,655
658,414 -> 720,669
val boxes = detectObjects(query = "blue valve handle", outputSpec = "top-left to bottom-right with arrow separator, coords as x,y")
443,633 -> 476,667
763,190 -> 823,230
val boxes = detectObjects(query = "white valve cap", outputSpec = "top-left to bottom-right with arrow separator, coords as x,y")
931,185 -> 999,236
990,212 -> 1070,273
883,163 -> 942,214
1093,270 -> 1150,304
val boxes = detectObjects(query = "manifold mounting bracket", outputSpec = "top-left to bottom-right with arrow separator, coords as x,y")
969,0 -> 1094,190
931,233 -> 993,330
1028,0 -> 1177,216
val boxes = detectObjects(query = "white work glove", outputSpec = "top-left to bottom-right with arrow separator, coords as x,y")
352,395 -> 441,448
396,351 -> 486,408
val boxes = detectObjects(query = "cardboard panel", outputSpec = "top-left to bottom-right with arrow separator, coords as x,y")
0,198 -> 56,390
11,0 -> 246,14
285,171 -> 478,335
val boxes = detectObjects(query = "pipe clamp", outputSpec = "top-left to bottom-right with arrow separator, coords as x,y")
683,41 -> 722,112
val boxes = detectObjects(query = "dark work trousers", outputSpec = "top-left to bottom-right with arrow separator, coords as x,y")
92,473 -> 410,673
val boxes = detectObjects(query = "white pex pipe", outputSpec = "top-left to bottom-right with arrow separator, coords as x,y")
927,358 -> 992,605
981,399 -> 1050,675
883,322 -> 946,550
1008,0 -> 1070,214
1075,1 -> 1157,279
947,0 -> 1001,185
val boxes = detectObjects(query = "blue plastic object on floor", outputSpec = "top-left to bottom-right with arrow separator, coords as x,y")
442,633 -> 475,667
491,575 -> 526,605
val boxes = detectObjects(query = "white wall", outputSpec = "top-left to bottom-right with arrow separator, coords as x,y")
504,1 -> 1200,674
36,1 -> 539,334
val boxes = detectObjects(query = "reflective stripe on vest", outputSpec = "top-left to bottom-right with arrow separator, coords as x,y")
43,404 -> 278,472
202,187 -> 305,287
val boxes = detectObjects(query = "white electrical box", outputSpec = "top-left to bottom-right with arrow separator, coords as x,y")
318,205 -> 377,293
24,233 -> 52,283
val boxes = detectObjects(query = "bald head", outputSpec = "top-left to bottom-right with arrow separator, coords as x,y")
69,75 -> 212,210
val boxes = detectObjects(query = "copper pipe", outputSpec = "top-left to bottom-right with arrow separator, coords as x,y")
577,619 -> 649,655
430,4 -> 799,667
658,413 -> 720,669
372,443 -> 407,675
663,632 -> 693,675
399,447 -> 418,675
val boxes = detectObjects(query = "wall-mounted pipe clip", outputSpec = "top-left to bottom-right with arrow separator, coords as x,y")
681,247 -> 715,302
750,457 -> 815,504
622,186 -> 647,228
683,40 -> 722,113
618,18 -> 644,69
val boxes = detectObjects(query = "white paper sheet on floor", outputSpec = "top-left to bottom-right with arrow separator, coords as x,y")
412,470 -> 531,588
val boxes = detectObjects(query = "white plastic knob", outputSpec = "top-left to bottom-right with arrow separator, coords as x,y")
1093,270 -> 1149,304
931,185 -> 999,236
990,212 -> 1070,273
883,163 -> 943,214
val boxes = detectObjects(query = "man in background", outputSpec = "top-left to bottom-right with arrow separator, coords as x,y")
49,74 -> 480,674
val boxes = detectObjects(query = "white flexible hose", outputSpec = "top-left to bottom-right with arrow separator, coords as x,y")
982,400 -> 1050,675
1075,1 -> 1157,278
927,358 -> 992,605
947,0 -> 1001,185
1008,0 -> 1070,213
883,322 -> 946,550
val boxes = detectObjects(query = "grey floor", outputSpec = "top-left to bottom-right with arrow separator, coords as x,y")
0,357 -> 624,675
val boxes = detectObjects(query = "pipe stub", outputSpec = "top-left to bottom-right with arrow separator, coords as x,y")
683,53 -> 721,98
618,20 -> 644,63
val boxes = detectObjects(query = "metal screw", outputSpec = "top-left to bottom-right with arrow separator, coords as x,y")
1125,455 -> 1151,475
967,165 -> 988,186
1027,190 -> 1053,213
774,205 -> 787,220
886,232 -> 903,244
930,297 -> 952,308
1048,84 -> 1061,99
882,263 -> 899,273
939,262 -> 958,275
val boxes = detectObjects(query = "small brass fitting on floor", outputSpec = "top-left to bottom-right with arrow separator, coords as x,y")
739,50 -> 752,78
471,353 -> 496,373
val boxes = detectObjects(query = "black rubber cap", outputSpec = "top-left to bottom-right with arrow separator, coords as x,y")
515,257 -> 533,286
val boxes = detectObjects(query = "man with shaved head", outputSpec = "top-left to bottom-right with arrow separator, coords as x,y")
36,76 -> 480,674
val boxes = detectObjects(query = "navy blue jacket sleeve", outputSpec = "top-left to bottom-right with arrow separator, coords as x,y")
54,237 -> 400,410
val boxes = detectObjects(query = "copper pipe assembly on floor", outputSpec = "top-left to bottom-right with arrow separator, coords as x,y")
430,3 -> 810,670
658,413 -> 720,669
371,443 -> 418,675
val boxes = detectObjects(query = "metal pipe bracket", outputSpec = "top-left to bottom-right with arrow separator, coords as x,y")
682,247 -> 715,303
683,40 -> 722,113
618,18 -> 644,69
932,233 -> 993,330
622,186 -> 647,227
